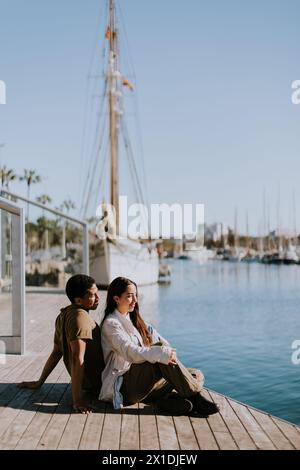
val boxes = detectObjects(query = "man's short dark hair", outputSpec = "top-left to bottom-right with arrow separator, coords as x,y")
65,274 -> 96,303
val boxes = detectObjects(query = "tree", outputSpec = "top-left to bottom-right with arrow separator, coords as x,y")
36,193 -> 52,208
36,194 -> 52,250
19,169 -> 42,222
58,199 -> 76,259
59,199 -> 76,214
0,165 -> 17,192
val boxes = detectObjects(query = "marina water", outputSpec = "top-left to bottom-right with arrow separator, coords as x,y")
140,260 -> 300,426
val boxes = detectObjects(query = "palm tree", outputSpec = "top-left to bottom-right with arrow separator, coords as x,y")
58,199 -> 76,259
0,166 -> 17,192
60,199 -> 76,214
36,194 -> 52,251
36,194 -> 52,215
19,169 -> 42,222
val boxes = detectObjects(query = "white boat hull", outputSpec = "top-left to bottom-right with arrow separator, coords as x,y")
90,238 -> 159,287
185,247 -> 212,264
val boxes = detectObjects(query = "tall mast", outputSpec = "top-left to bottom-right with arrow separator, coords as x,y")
234,207 -> 239,252
108,0 -> 119,233
246,209 -> 250,251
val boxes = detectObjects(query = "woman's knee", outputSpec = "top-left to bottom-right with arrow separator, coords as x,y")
189,368 -> 205,386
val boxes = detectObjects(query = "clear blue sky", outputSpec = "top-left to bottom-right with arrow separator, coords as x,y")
0,0 -> 300,235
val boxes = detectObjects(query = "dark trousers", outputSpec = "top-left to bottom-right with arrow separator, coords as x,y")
120,360 -> 204,406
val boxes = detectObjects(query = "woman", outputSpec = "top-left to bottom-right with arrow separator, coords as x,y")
99,277 -> 219,416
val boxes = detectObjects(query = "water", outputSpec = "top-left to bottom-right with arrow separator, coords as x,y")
145,260 -> 300,426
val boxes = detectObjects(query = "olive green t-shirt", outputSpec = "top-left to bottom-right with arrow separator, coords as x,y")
54,304 -> 104,394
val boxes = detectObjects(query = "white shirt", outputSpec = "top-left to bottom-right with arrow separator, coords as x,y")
99,309 -> 171,409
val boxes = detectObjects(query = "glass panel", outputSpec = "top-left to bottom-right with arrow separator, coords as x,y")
24,204 -> 84,288
0,208 -> 13,336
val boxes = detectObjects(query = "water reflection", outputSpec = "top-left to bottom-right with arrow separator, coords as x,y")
138,283 -> 159,326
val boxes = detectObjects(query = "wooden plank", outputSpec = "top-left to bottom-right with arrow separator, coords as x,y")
0,385 -> 53,449
120,403 -> 139,450
0,356 -> 21,379
173,416 -> 199,450
229,399 -> 277,450
0,355 -> 38,383
0,354 -> 56,412
201,389 -> 238,450
0,387 -> 39,438
249,407 -> 295,450
99,409 -> 122,450
190,416 -> 219,450
79,406 -> 106,450
13,366 -> 69,450
36,385 -> 73,449
15,383 -> 69,449
57,412 -> 88,450
0,354 -> 50,421
0,363 -> 66,449
156,415 -> 179,450
271,417 -> 300,450
138,402 -> 160,450
209,391 -> 256,450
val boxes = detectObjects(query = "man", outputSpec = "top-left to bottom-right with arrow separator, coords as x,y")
18,274 -> 103,414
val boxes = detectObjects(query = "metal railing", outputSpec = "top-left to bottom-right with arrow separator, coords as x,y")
0,196 -> 25,354
1,190 -> 89,276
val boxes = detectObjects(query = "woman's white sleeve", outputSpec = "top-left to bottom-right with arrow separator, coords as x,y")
148,324 -> 170,346
103,320 -> 171,364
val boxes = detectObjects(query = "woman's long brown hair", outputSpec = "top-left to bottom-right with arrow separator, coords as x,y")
102,277 -> 152,346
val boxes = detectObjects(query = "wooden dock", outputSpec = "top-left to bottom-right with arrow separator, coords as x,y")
1,292 -> 300,450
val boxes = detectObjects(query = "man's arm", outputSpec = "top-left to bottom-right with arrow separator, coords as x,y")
18,342 -> 62,389
70,338 -> 92,414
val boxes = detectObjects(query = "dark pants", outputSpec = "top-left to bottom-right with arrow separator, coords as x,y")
120,360 -> 204,406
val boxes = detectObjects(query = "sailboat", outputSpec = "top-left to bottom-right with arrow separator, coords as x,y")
87,0 -> 159,287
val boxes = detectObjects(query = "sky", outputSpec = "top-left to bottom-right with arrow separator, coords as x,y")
0,0 -> 300,235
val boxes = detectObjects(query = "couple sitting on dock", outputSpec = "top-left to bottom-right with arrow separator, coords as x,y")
18,274 -> 219,417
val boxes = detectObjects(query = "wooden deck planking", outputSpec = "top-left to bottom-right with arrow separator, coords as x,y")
15,382 -> 69,450
173,416 -> 199,450
0,364 -> 66,449
79,407 -> 106,450
0,292 -> 300,450
57,412 -> 88,450
271,417 -> 300,450
228,398 -> 277,450
209,390 -> 257,450
190,416 -> 219,450
0,384 -> 62,450
201,389 -> 238,450
120,403 -> 140,450
138,403 -> 160,450
99,410 -> 122,450
249,407 -> 295,450
36,385 -> 73,450
156,415 -> 180,450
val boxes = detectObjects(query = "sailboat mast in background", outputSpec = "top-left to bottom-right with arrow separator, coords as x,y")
88,0 -> 159,287
108,0 -> 119,234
